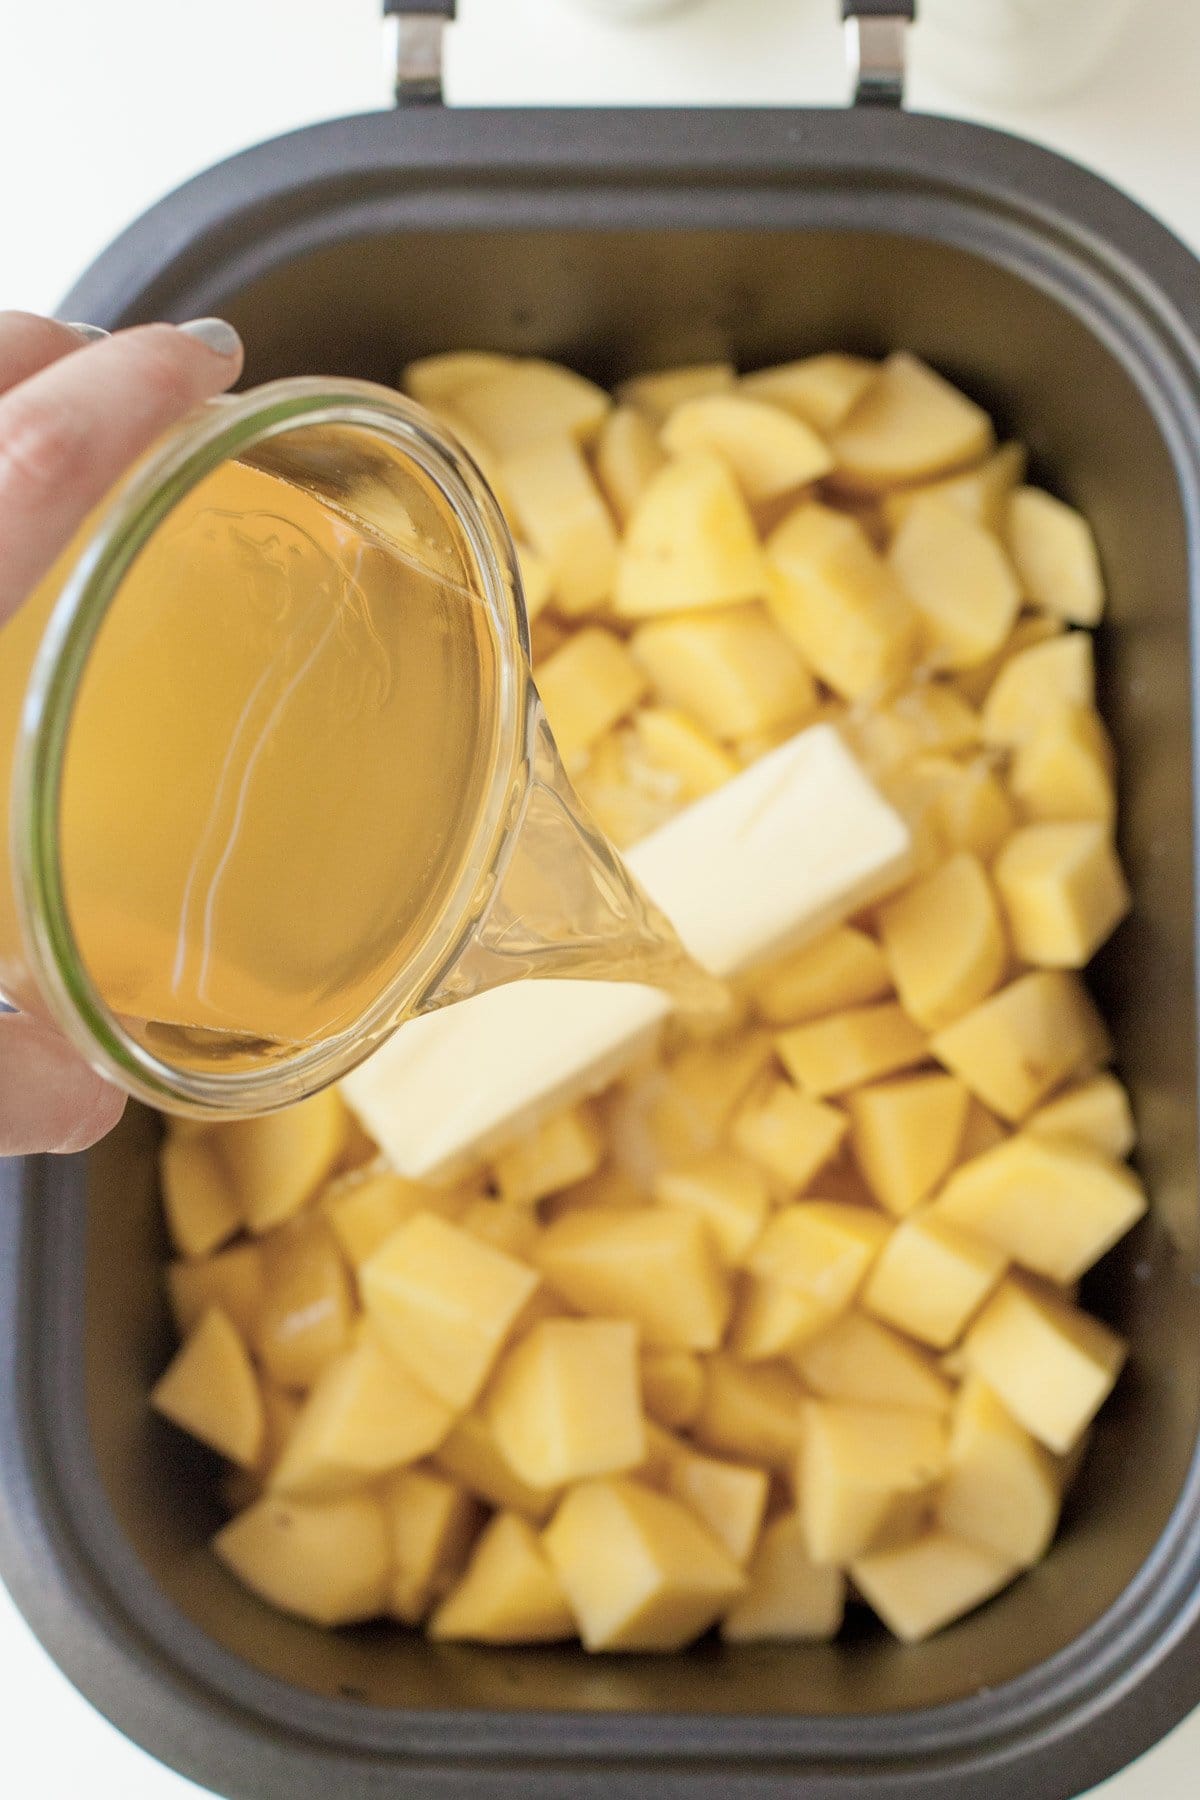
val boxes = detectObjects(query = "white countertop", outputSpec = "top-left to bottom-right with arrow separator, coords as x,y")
2,1 -> 1199,1794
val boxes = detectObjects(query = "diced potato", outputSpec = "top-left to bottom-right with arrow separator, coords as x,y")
661,395 -> 832,505
993,822 -> 1130,968
953,610 -> 1064,709
730,1078 -> 848,1189
879,854 -> 1007,1031
798,1399 -> 947,1564
573,728 -> 682,848
647,1030 -> 777,1161
793,1310 -> 953,1414
741,354 -> 876,434
487,1318 -> 645,1488
167,1241 -> 266,1342
451,359 -> 610,455
159,1133 -> 241,1259
530,615 -> 569,665
548,1165 -> 646,1220
536,628 -> 649,770
881,441 -> 1027,536
766,503 -> 917,700
537,1208 -> 730,1350
402,350 -> 515,406
433,1411 -> 561,1521
151,1308 -> 264,1470
383,1466 -> 482,1624
889,496 -> 1021,669
645,1429 -> 769,1564
981,632 -> 1094,747
321,1168 -> 466,1269
429,1511 -> 575,1644
1009,704 -> 1116,827
1005,486 -> 1105,626
921,757 -> 1017,862
851,1529 -> 1015,1643
214,1491 -> 391,1627
1026,1072 -> 1135,1160
830,354 -> 994,493
214,1090 -> 348,1235
361,1213 -> 537,1411
937,1378 -> 1061,1568
430,403 -> 515,514
459,1200 -> 541,1260
962,1278 -> 1126,1453
850,683 -> 981,773
862,1215 -> 1006,1349
256,1381 -> 302,1477
501,438 -> 618,616
721,1510 -> 846,1641
931,1131 -> 1146,1284
255,1221 -> 355,1391
752,925 -> 892,1026
491,1102 -> 606,1206
631,603 -> 817,740
930,969 -> 1109,1122
956,1097 -> 1009,1161
747,1203 -> 888,1330
693,1355 -> 806,1470
653,1151 -> 771,1264
617,361 -> 736,423
633,706 -> 738,799
514,540 -> 554,622
543,1477 -> 746,1651
775,1003 -> 927,1098
614,453 -> 766,618
847,1072 -> 970,1215
594,405 -> 667,525
728,1275 -> 832,1361
640,1348 -> 705,1429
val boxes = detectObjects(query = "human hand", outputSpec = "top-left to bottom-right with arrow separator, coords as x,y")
0,312 -> 244,1155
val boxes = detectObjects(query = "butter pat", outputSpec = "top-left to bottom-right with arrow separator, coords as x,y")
343,725 -> 910,1180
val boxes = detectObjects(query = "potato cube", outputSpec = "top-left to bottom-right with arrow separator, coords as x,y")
536,629 -> 649,770
633,706 -> 738,799
214,1090 -> 348,1235
151,1308 -> 264,1470
830,353 -> 993,492
159,1133 -> 241,1259
631,603 -> 817,740
937,1378 -> 1061,1567
848,1072 -> 970,1215
645,1429 -> 769,1564
889,496 -> 1021,669
615,453 -> 766,618
994,822 -> 1130,968
451,359 -> 610,455
548,1165 -> 646,1220
661,395 -> 832,505
492,1102 -> 606,1206
166,1241 -> 265,1342
537,1208 -> 730,1350
434,1411 -> 561,1521
957,1097 -> 1009,1161
594,404 -> 667,525
214,1491 -> 390,1627
728,1275 -> 833,1360
501,437 -> 618,616
383,1466 -> 482,1624
1026,1072 -> 1135,1160
649,1029 -> 777,1161
573,728 -> 682,848
930,969 -> 1109,1122
459,1200 -> 540,1260
879,854 -> 1007,1031
752,926 -> 892,1027
775,1003 -> 927,1098
766,503 -> 917,700
653,1151 -> 771,1264
402,350 -> 515,406
862,1216 -> 1006,1349
748,1202 -> 888,1320
487,1318 -> 645,1488
693,1356 -> 806,1470
721,1511 -> 846,1641
321,1169 -> 466,1268
981,632 -> 1094,747
850,683 -> 981,773
543,1477 -> 746,1651
1009,704 -> 1116,827
741,354 -> 876,434
798,1399 -> 948,1564
730,1078 -> 849,1189
429,1511 -> 575,1644
954,610 -> 1063,708
793,1311 -> 952,1414
882,441 -> 1027,536
851,1528 -> 1015,1643
920,757 -> 1017,862
640,1348 -> 705,1429
931,1131 -> 1146,1284
1005,486 -> 1105,626
361,1213 -> 537,1411
617,361 -> 736,423
962,1279 -> 1126,1453
255,1220 -> 355,1390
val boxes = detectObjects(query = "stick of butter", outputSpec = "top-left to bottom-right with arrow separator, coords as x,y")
342,724 -> 910,1179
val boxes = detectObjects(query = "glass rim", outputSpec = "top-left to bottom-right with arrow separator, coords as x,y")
10,375 -> 531,1116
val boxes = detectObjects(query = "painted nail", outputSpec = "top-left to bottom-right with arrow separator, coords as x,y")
177,317 -> 243,359
65,322 -> 110,342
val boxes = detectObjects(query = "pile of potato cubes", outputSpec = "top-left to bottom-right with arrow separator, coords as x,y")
151,347 -> 1144,1652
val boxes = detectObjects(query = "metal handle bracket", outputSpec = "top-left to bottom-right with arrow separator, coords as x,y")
843,0 -> 913,108
383,0 -> 456,106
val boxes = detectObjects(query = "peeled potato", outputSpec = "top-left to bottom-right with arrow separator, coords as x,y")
661,394 -> 832,504
830,353 -> 994,492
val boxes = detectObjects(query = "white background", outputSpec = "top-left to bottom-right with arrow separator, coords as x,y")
2,0 -> 1200,1794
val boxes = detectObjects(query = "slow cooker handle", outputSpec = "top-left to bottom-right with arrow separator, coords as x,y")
383,0 -> 456,106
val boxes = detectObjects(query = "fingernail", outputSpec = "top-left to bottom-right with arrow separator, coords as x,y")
178,317 -> 243,359
65,322 -> 110,342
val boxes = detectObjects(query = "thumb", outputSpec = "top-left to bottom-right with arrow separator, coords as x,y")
0,1011 -> 125,1155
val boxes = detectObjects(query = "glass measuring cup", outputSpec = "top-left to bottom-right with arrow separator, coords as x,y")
0,377 -> 708,1118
